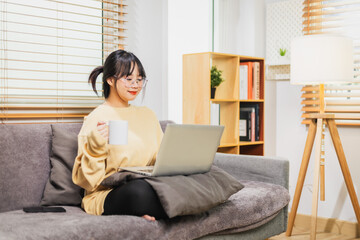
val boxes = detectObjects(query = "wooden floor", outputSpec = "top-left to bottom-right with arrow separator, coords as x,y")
270,232 -> 360,240
270,227 -> 360,240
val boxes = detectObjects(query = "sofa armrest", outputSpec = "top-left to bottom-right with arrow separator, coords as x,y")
213,153 -> 289,189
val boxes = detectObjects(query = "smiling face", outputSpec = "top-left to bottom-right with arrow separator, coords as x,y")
116,64 -> 142,101
106,63 -> 143,107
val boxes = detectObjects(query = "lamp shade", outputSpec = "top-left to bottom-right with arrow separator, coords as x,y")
290,35 -> 354,85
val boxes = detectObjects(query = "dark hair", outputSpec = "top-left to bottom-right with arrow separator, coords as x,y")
88,50 -> 146,98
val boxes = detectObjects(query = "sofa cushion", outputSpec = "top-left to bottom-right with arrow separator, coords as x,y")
159,120 -> 175,133
0,124 -> 52,213
0,180 -> 290,240
40,124 -> 83,206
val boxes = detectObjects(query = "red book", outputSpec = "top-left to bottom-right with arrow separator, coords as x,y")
240,62 -> 253,100
251,108 -> 255,141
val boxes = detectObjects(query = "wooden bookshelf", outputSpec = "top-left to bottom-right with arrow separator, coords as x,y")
183,52 -> 265,156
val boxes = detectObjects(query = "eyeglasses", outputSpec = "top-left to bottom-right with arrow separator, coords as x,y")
117,77 -> 148,88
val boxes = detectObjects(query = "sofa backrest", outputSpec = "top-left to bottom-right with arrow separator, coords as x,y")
0,120 -> 173,213
0,123 -> 82,213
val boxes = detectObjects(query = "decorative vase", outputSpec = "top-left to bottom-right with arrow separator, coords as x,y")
211,87 -> 216,99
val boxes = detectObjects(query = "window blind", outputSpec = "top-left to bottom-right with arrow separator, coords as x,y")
0,0 -> 126,123
301,0 -> 360,125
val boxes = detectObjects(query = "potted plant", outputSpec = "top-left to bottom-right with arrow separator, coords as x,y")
211,65 -> 224,98
279,48 -> 287,57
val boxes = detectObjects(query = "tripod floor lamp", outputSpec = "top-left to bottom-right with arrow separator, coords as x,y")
286,35 -> 360,239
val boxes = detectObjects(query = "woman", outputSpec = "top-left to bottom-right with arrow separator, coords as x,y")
72,50 -> 167,221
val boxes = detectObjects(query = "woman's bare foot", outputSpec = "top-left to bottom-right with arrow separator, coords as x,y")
142,215 -> 155,221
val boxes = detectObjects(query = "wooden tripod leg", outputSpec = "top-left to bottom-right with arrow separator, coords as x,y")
320,123 -> 325,201
286,119 -> 317,236
310,118 -> 324,240
327,119 -> 360,224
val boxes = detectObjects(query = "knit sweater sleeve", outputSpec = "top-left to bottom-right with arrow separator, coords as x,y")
72,120 -> 108,192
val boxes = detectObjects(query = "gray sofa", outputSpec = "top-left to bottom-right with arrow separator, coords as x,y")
0,121 -> 290,240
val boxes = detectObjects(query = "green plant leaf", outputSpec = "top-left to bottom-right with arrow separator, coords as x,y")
211,66 -> 225,88
279,48 -> 287,56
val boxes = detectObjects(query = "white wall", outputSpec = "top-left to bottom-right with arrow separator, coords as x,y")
215,0 -> 265,57
127,0 -> 212,124
125,0 -> 165,120
167,0 -> 212,124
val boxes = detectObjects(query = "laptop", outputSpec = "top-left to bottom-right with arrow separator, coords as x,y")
118,124 -> 224,176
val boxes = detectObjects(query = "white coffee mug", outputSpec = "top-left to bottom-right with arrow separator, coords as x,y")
108,120 -> 128,145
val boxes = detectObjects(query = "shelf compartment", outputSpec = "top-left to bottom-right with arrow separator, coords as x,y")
212,55 -> 240,100
219,101 -> 239,146
238,58 -> 265,100
240,144 -> 264,156
240,102 -> 264,142
266,64 -> 290,83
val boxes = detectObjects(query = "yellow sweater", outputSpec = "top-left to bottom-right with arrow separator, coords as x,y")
72,104 -> 163,215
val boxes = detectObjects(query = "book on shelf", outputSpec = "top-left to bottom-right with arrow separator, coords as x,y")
239,108 -> 251,141
252,62 -> 260,100
250,108 -> 255,142
240,61 -> 261,100
240,62 -> 253,100
239,64 -> 248,100
239,107 -> 255,142
210,103 -> 220,125
239,105 -> 259,142
246,103 -> 260,141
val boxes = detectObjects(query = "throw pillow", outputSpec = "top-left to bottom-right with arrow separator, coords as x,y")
101,166 -> 244,218
40,124 -> 83,206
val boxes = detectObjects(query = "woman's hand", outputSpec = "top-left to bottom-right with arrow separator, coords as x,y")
97,121 -> 109,141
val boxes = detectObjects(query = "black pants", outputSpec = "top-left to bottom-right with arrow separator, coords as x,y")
102,179 -> 168,219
